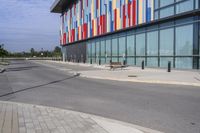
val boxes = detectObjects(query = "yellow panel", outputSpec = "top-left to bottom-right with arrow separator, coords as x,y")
91,0 -> 94,19
139,0 -> 143,24
117,8 -> 120,30
94,19 -> 97,36
113,0 -> 116,9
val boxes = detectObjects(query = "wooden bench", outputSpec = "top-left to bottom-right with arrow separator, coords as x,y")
109,62 -> 127,70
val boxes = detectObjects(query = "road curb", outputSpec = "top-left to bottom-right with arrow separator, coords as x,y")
34,61 -> 200,87
0,101 -> 163,133
80,74 -> 200,87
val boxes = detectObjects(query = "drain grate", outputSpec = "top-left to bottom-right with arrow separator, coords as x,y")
128,75 -> 137,78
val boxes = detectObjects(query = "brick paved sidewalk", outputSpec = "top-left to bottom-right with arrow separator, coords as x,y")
0,101 -> 161,133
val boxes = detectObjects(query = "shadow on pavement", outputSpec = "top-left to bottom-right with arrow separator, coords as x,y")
0,74 -> 15,100
5,66 -> 39,72
9,62 -> 26,65
0,74 -> 80,99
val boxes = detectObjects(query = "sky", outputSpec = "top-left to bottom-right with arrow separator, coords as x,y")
0,0 -> 60,52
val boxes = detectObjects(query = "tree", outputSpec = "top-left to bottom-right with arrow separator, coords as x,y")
53,46 -> 61,57
30,48 -> 35,57
0,45 -> 9,57
54,46 -> 61,53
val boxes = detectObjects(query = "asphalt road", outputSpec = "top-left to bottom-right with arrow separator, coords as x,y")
0,60 -> 200,133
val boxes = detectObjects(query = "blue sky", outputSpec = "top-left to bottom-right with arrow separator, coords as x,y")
0,0 -> 60,52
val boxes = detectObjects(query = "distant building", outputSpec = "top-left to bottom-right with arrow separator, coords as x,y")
51,0 -> 200,69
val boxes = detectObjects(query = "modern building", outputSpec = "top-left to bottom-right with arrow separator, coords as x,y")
51,0 -> 200,69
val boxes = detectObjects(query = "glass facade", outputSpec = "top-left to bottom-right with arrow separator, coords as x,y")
105,39 -> 111,63
155,0 -> 198,20
85,16 -> 200,69
61,0 -> 200,70
175,24 -> 193,56
100,40 -> 106,64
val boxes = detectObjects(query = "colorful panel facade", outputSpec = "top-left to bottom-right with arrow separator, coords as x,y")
60,0 -> 154,45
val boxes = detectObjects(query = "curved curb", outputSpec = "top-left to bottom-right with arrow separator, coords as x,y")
80,74 -> 200,87
0,101 -> 163,133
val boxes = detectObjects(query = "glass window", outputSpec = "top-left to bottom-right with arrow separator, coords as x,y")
136,58 -> 145,66
136,33 -> 145,56
127,35 -> 135,56
127,57 -> 135,65
154,11 -> 159,20
176,57 -> 193,69
176,24 -> 193,55
101,40 -> 105,57
87,43 -> 91,58
112,38 -> 118,57
160,28 -> 174,56
196,0 -> 199,9
100,40 -> 106,64
119,36 -> 126,63
95,42 -> 100,64
154,0 -> 159,9
160,57 -> 174,68
91,42 -> 96,63
147,31 -> 158,56
176,0 -> 194,14
96,41 -> 100,59
160,0 -> 174,7
91,42 -> 95,57
160,6 -> 174,18
119,36 -> 126,57
112,38 -> 118,56
147,58 -> 158,67
106,39 -> 111,63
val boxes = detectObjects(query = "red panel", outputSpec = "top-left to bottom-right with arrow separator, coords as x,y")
114,9 -> 117,31
100,15 -> 103,34
72,29 -> 75,42
128,2 -> 131,27
83,23 -> 87,39
102,15 -> 106,34
123,5 -> 126,28
64,33 -> 66,44
132,0 -> 136,26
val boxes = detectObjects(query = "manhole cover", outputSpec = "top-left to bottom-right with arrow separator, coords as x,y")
128,75 -> 137,78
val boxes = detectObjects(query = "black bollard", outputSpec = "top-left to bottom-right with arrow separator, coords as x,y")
123,60 -> 126,65
168,61 -> 171,72
142,60 -> 144,70
99,59 -> 101,65
90,59 -> 92,64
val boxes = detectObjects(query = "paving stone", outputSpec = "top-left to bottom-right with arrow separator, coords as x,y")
0,101 -> 143,133
2,104 -> 12,133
